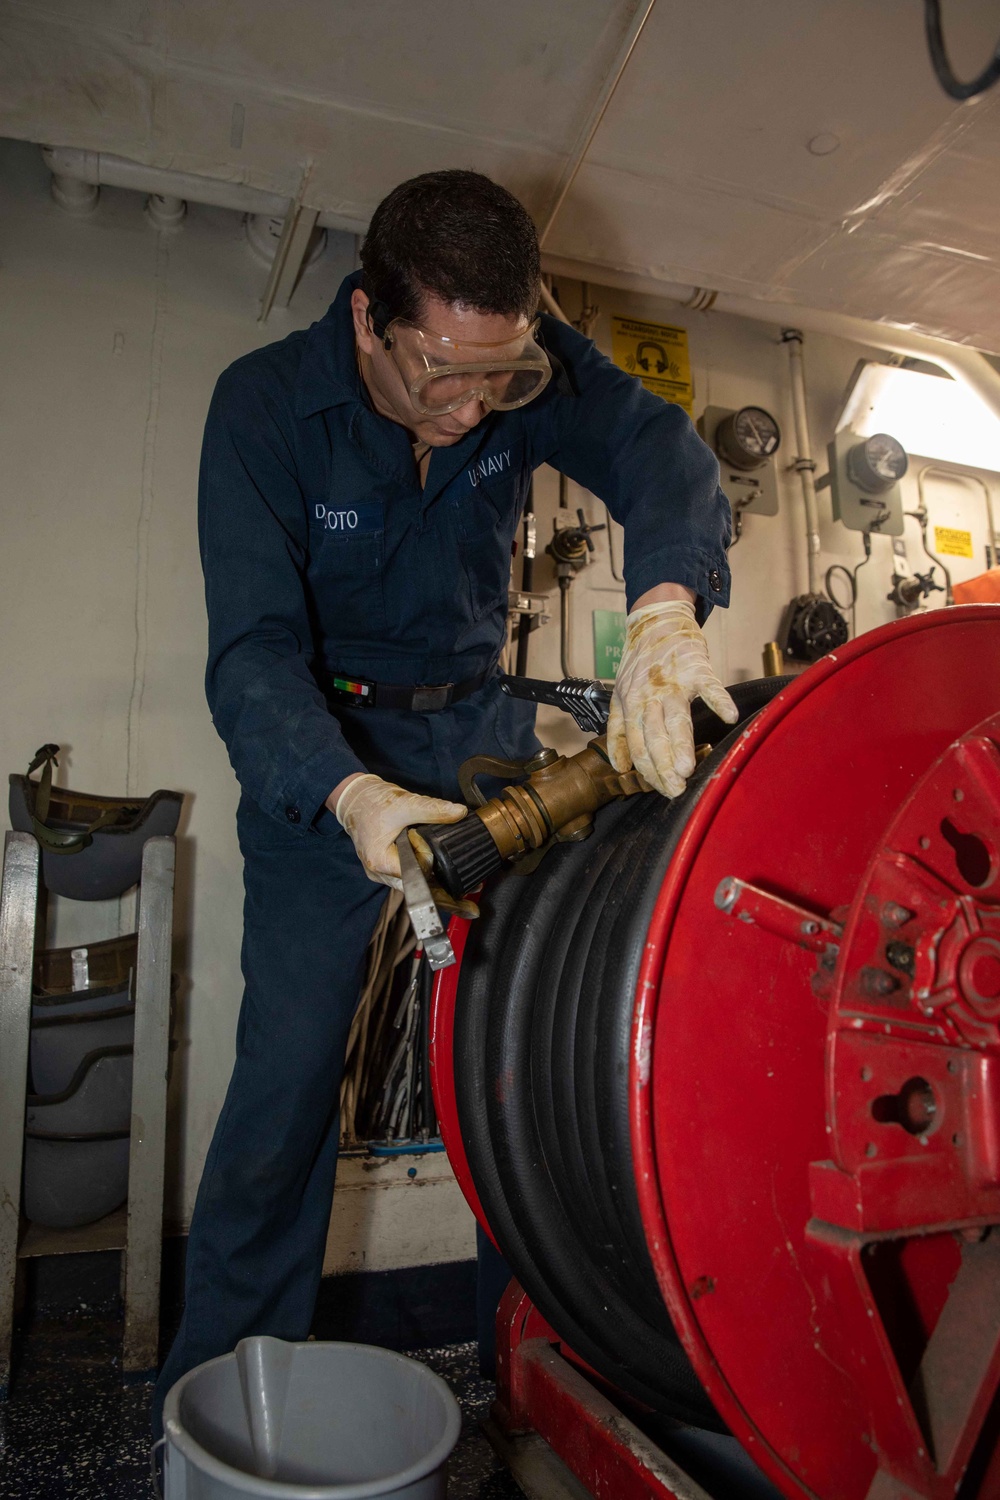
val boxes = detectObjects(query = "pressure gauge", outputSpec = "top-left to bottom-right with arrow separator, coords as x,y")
846,432 -> 908,494
715,406 -> 781,472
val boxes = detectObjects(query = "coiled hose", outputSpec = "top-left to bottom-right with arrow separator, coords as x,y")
452,678 -> 790,1428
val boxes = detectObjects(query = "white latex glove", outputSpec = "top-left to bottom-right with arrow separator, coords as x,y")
336,774 -> 468,890
607,600 -> 738,798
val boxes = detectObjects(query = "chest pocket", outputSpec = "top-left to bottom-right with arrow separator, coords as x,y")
455,467 -> 523,622
311,499 -> 386,636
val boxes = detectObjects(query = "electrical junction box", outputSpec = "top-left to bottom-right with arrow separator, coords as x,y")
825,427 -> 907,537
698,405 -> 780,517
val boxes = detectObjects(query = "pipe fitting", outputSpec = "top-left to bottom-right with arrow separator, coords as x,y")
145,193 -> 186,231
50,173 -> 99,216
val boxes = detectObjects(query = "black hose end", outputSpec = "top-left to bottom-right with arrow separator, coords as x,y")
416,815 -> 504,898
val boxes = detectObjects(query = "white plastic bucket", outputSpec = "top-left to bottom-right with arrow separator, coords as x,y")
161,1337 -> 462,1499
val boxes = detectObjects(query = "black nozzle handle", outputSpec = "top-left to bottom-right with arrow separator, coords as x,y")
414,815 -> 504,899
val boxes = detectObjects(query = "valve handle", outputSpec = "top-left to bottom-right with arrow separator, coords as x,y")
576,506 -> 606,552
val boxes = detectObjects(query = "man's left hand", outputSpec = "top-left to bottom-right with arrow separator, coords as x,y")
607,599 -> 738,798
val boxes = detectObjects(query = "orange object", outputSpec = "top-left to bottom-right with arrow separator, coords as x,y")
953,567 -> 1000,604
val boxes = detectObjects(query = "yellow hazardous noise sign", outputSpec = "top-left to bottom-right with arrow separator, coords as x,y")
611,316 -> 693,413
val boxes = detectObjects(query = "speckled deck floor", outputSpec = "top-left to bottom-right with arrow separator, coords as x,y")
0,1304 -> 521,1500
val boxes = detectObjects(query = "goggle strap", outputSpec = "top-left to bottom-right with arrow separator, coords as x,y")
367,297 -> 395,344
394,316 -> 543,355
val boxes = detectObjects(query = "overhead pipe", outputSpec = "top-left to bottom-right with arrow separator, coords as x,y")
41,146 -> 367,235
540,251 -> 1000,424
781,329 -> 822,596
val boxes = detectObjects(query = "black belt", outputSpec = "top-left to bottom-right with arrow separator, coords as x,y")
327,667 -> 494,713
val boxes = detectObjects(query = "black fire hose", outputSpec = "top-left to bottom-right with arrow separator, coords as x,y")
452,678 -> 788,1427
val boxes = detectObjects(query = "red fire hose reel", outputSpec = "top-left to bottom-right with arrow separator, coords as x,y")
431,607 -> 1000,1500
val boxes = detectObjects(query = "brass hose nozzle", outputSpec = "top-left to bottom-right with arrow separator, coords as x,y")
413,735 -> 649,899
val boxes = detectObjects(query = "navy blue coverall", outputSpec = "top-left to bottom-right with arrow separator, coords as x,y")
153,270 -> 731,1423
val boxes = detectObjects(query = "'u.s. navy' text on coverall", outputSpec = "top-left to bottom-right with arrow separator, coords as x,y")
153,270 -> 731,1420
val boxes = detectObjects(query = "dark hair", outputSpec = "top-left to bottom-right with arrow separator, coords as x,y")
361,170 -> 540,326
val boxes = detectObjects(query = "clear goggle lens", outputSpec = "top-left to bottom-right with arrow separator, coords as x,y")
383,317 -> 551,416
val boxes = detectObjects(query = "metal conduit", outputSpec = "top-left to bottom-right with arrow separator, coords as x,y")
781,330 -> 822,597
537,0 -> 658,248
917,464 -> 998,577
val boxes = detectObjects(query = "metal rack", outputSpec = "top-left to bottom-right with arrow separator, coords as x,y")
0,831 -> 174,1396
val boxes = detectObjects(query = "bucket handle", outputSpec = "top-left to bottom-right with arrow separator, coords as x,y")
150,1436 -> 166,1499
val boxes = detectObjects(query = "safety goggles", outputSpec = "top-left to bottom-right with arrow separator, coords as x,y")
371,309 -> 552,417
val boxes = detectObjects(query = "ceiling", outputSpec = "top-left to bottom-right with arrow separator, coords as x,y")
4,0 -> 1000,349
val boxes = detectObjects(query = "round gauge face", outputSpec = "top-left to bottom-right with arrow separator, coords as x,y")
732,406 -> 781,459
865,433 -> 908,484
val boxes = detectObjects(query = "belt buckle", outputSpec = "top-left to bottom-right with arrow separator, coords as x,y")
411,683 -> 453,712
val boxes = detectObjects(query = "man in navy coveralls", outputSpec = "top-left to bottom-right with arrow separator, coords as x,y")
154,170 -> 736,1426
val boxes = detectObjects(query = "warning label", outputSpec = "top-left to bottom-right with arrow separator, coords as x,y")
934,526 -> 974,559
611,317 -> 693,412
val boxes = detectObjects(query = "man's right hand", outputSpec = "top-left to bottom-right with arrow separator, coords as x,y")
332,773 -> 468,889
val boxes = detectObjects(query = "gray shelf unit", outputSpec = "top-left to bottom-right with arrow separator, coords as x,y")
0,831 -> 175,1395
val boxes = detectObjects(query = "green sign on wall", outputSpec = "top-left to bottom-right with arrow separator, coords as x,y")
592,609 -> 627,680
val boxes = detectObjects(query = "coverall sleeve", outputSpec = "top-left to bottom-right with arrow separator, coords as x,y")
199,364 -> 366,829
523,316 -> 732,615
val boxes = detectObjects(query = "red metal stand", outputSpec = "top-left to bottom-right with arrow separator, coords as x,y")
493,1280 -> 714,1500
433,609 -> 1000,1500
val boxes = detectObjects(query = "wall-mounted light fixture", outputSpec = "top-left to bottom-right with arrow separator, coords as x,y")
837,362 -> 1000,473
